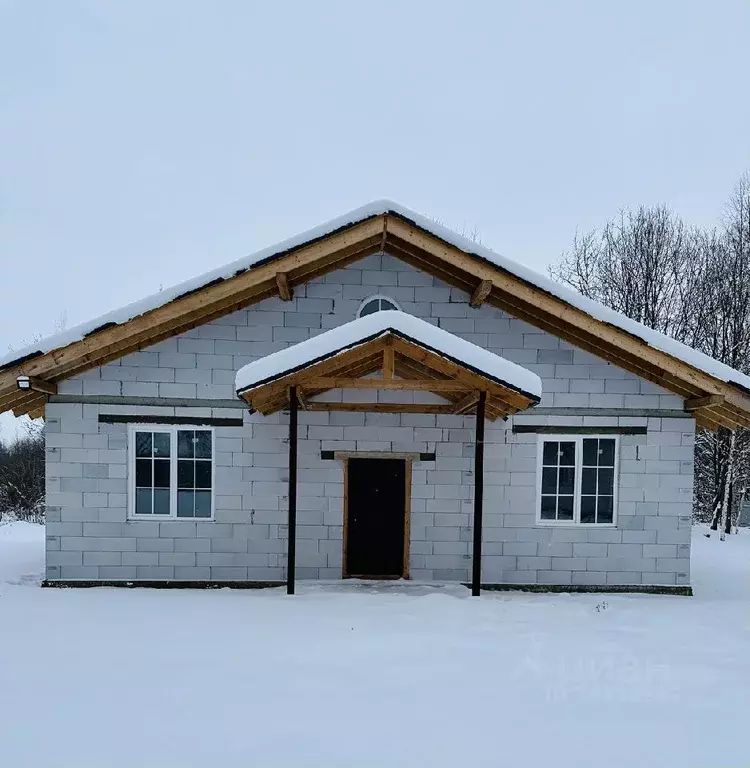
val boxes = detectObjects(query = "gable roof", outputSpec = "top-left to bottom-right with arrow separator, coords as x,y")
235,310 -> 541,420
1,199 -> 749,429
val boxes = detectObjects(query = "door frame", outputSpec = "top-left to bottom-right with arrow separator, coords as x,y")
342,456 -> 411,580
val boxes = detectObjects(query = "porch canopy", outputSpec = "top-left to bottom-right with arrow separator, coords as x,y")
235,311 -> 541,418
234,311 -> 542,596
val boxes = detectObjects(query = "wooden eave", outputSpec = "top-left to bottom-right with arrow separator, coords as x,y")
2,210 -> 750,430
237,331 -> 538,421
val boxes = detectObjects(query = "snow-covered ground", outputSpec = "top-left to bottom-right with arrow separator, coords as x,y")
0,522 -> 748,767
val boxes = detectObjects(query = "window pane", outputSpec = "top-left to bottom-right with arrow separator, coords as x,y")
542,441 -> 558,465
153,432 -> 171,457
135,432 -> 152,458
381,299 -> 396,311
541,467 -> 557,494
135,488 -> 152,514
178,430 -> 194,458
360,300 -> 379,317
599,439 -> 615,466
177,489 -> 195,517
194,490 -> 212,518
598,468 -> 614,495
178,460 -> 195,489
580,496 -> 596,523
581,467 -> 597,495
153,488 -> 170,515
195,460 -> 212,489
559,442 -> 575,466
540,496 -> 556,520
557,496 -> 574,520
135,459 -> 152,488
194,431 -> 212,459
582,438 -> 598,466
153,459 -> 170,488
558,467 -> 575,495
597,496 -> 614,524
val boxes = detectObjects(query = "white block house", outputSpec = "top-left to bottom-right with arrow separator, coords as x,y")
2,201 -> 750,594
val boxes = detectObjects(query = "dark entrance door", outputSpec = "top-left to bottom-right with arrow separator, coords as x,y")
346,458 -> 407,578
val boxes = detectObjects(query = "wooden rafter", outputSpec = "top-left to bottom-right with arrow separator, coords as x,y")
16,376 -> 57,396
453,391 -> 480,414
275,272 -> 293,302
469,279 -> 492,308
685,394 -> 725,412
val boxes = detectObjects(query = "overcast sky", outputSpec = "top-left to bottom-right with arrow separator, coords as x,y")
1,0 -> 749,441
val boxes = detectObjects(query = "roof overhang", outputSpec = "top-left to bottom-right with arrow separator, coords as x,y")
235,312 -> 541,420
2,200 -> 750,430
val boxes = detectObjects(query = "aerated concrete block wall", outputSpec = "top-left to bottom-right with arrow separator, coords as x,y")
44,254 -> 694,587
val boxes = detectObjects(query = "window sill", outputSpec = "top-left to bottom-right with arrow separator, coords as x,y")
127,516 -> 215,522
535,521 -> 617,529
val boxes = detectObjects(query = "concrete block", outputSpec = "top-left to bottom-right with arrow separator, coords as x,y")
59,566 -> 100,580
135,566 -> 174,580
83,551 -> 122,566
159,552 -> 196,567
136,538 -> 175,552
517,556 -> 552,570
606,571 -> 642,585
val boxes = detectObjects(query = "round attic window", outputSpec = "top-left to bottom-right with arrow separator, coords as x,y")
357,295 -> 400,318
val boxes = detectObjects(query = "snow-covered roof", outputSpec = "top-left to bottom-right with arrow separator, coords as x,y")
2,199 -> 749,397
235,310 -> 543,402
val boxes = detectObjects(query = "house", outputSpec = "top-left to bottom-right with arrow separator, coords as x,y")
2,201 -> 750,594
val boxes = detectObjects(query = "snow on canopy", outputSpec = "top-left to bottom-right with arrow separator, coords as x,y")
2,198 -> 750,394
234,310 -> 543,401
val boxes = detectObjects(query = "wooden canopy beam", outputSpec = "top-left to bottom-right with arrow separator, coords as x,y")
297,388 -> 308,410
275,272 -> 293,302
453,391 -> 480,414
469,279 -> 492,308
306,402 -> 459,415
302,377 -> 469,391
383,344 -> 395,379
16,376 -> 57,396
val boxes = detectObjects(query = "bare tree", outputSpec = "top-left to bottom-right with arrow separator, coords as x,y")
700,175 -> 750,534
550,205 -> 703,340
550,178 -> 750,536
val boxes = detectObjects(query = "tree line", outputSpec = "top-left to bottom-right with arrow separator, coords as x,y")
551,174 -> 750,537
0,421 -> 45,522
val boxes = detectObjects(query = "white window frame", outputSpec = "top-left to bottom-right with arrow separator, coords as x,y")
127,424 -> 216,521
535,434 -> 619,527
356,294 -> 401,318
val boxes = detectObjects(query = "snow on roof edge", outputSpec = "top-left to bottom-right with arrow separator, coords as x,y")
3,198 -> 750,395
235,311 -> 543,402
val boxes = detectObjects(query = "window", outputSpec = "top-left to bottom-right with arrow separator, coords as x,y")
537,435 -> 618,525
129,425 -> 214,519
357,295 -> 400,317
